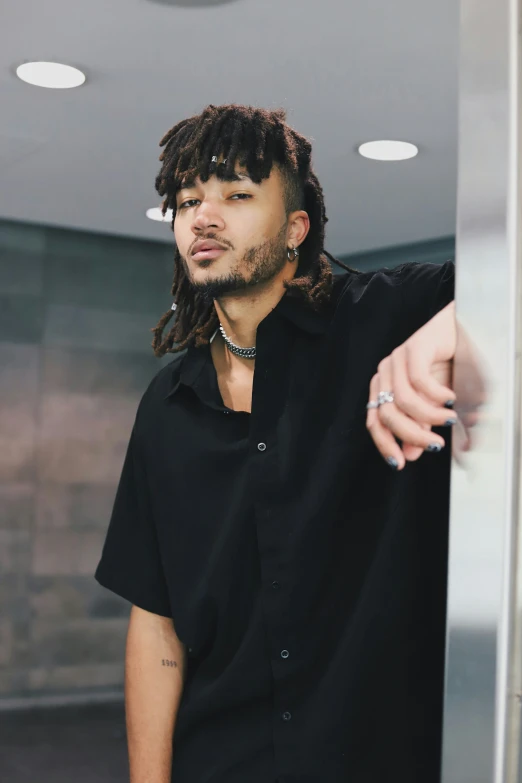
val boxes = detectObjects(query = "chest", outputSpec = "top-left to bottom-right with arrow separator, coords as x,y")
216,368 -> 254,414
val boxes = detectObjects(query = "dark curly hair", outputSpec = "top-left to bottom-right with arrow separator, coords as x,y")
151,104 -> 358,356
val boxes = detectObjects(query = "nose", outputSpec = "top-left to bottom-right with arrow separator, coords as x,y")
191,200 -> 225,234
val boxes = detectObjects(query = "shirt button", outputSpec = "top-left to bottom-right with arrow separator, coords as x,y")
282,711 -> 292,721
281,649 -> 290,659
257,442 -> 267,452
271,581 -> 280,590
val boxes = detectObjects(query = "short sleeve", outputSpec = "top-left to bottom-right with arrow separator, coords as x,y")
397,259 -> 455,333
94,415 -> 172,618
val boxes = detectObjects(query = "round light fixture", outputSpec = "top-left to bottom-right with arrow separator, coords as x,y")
16,61 -> 86,89
147,207 -> 174,223
148,0 -> 242,7
358,140 -> 419,161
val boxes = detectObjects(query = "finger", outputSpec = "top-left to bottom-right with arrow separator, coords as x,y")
366,373 -> 406,470
402,423 -> 430,462
460,409 -> 481,429
390,346 -> 458,427
453,417 -> 471,454
404,341 -> 456,406
376,357 -> 446,452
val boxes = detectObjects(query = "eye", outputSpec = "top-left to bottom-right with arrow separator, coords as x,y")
178,193 -> 251,209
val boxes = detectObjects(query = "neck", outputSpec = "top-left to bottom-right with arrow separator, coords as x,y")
214,263 -> 296,345
211,266 -> 295,371
213,288 -> 278,347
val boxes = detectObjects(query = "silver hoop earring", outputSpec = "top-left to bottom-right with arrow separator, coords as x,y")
287,246 -> 299,261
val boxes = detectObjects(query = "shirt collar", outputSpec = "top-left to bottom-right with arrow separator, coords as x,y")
164,344 -> 207,401
274,291 -> 330,336
164,291 -> 330,400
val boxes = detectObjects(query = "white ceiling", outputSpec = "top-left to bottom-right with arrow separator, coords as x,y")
1,0 -> 459,256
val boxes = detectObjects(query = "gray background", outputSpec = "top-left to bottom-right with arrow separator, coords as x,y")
0,218 -> 174,707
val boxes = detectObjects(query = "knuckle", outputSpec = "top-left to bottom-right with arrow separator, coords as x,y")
393,393 -> 413,412
392,391 -> 404,408
403,340 -> 416,360
409,371 -> 424,387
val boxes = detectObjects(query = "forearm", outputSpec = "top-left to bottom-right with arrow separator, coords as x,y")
125,606 -> 186,783
434,299 -> 457,360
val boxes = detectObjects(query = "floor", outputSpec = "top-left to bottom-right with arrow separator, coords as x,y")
0,702 -> 129,783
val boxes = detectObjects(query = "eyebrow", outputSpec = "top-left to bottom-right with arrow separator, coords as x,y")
177,172 -> 253,192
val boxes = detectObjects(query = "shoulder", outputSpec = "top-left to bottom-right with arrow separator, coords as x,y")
329,259 -> 454,340
392,258 -> 455,291
332,258 -> 454,297
332,259 -> 454,310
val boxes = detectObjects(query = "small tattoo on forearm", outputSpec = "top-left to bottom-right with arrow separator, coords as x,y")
161,659 -> 178,668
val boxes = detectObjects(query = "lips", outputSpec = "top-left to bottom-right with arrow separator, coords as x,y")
192,239 -> 227,256
191,239 -> 227,263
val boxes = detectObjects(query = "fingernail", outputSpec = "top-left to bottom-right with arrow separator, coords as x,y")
426,443 -> 444,453
443,419 -> 457,427
444,400 -> 456,409
386,456 -> 399,470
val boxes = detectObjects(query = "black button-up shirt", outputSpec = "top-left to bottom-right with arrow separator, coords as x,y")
95,260 -> 455,783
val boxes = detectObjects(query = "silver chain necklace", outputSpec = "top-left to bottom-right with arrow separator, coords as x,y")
219,324 -> 256,359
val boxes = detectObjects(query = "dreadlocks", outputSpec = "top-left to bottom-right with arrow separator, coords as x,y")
151,104 -> 358,357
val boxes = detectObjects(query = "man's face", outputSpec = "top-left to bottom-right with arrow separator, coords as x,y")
174,163 -> 293,302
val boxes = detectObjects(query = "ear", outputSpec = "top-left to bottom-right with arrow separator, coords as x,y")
287,210 -> 310,250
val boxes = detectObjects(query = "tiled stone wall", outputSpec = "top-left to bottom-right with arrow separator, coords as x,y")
0,220 -> 174,706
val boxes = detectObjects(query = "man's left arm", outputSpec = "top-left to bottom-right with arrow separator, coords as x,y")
366,298 -> 459,470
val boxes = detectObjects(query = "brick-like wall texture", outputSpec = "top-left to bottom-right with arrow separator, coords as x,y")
0,219 -> 174,706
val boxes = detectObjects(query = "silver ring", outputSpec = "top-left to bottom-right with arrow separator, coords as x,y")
366,400 -> 380,410
377,391 -> 395,406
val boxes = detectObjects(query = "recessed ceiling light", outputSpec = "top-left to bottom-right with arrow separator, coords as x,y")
16,61 -> 86,89
358,140 -> 418,161
147,207 -> 174,223
148,0 -> 242,7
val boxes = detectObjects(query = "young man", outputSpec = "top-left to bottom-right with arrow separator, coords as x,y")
95,104 -> 457,783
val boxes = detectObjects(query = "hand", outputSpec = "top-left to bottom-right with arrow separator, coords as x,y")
450,320 -> 488,460
366,302 -> 458,470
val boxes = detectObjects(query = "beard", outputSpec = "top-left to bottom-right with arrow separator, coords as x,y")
181,223 -> 289,304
